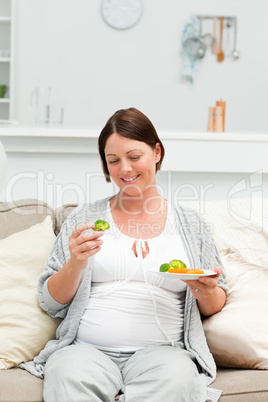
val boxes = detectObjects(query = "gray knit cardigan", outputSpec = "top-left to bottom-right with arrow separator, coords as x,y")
21,196 -> 227,393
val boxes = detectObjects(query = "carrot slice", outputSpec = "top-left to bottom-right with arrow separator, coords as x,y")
168,268 -> 204,274
168,268 -> 188,273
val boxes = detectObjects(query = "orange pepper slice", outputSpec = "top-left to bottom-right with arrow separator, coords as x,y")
185,269 -> 204,274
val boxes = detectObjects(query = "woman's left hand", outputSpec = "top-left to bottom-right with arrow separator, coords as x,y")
182,267 -> 226,316
182,266 -> 222,299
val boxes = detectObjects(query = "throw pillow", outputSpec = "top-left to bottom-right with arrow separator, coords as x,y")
203,249 -> 268,369
0,216 -> 61,369
181,197 -> 268,267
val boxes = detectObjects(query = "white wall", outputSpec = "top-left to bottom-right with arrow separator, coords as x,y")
14,0 -> 268,132
2,0 -> 267,206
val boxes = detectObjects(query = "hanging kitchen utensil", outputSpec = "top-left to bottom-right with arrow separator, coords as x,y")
183,16 -> 207,58
232,17 -> 240,59
199,17 -> 213,47
184,36 -> 206,58
211,16 -> 219,54
224,18 -> 233,57
202,32 -> 214,47
217,17 -> 224,62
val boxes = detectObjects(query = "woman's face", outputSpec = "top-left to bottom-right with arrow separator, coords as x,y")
104,133 -> 161,197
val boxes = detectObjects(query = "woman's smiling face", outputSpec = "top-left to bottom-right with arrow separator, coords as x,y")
104,133 -> 161,197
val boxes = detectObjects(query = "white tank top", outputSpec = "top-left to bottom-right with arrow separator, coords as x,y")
75,202 -> 189,352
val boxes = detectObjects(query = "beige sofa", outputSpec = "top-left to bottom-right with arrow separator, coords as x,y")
0,198 -> 268,402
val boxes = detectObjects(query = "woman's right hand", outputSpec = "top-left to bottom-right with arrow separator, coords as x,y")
47,223 -> 104,305
69,223 -> 104,271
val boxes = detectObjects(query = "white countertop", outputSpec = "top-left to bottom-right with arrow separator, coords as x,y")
0,124 -> 268,142
1,125 -> 268,173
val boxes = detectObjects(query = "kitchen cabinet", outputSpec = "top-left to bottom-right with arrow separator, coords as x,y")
0,0 -> 15,121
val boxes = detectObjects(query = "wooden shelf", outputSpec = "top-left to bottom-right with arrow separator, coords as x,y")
0,0 -> 15,121
0,17 -> 11,22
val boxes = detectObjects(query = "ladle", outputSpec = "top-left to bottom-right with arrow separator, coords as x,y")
232,17 -> 240,59
217,17 -> 224,62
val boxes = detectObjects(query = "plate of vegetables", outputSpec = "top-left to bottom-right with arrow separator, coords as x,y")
154,259 -> 217,280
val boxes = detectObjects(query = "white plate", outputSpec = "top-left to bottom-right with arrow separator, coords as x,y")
152,270 -> 217,280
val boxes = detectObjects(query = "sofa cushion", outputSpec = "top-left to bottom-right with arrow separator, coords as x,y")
0,216 -> 61,369
203,250 -> 268,370
211,368 -> 268,401
0,368 -> 43,402
0,199 -> 56,239
1,367 -> 268,402
182,197 -> 268,267
54,203 -> 77,235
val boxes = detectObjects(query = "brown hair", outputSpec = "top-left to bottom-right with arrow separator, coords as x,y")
98,107 -> 165,183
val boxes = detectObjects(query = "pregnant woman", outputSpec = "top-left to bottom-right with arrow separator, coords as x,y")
24,107 -> 227,402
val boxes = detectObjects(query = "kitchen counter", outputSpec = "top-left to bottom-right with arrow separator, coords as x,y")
0,125 -> 268,173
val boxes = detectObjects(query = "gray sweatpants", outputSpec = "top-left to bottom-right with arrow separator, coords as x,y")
43,342 -> 208,402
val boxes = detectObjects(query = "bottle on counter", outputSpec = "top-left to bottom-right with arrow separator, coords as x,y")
216,100 -> 226,131
214,106 -> 224,132
207,107 -> 215,132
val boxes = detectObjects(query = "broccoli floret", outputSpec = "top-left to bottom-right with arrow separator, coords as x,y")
93,220 -> 110,231
159,263 -> 171,272
169,259 -> 187,269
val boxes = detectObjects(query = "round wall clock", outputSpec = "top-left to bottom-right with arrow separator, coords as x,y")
101,0 -> 142,30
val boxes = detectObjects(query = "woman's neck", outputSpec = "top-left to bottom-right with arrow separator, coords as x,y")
111,189 -> 165,216
109,189 -> 167,239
